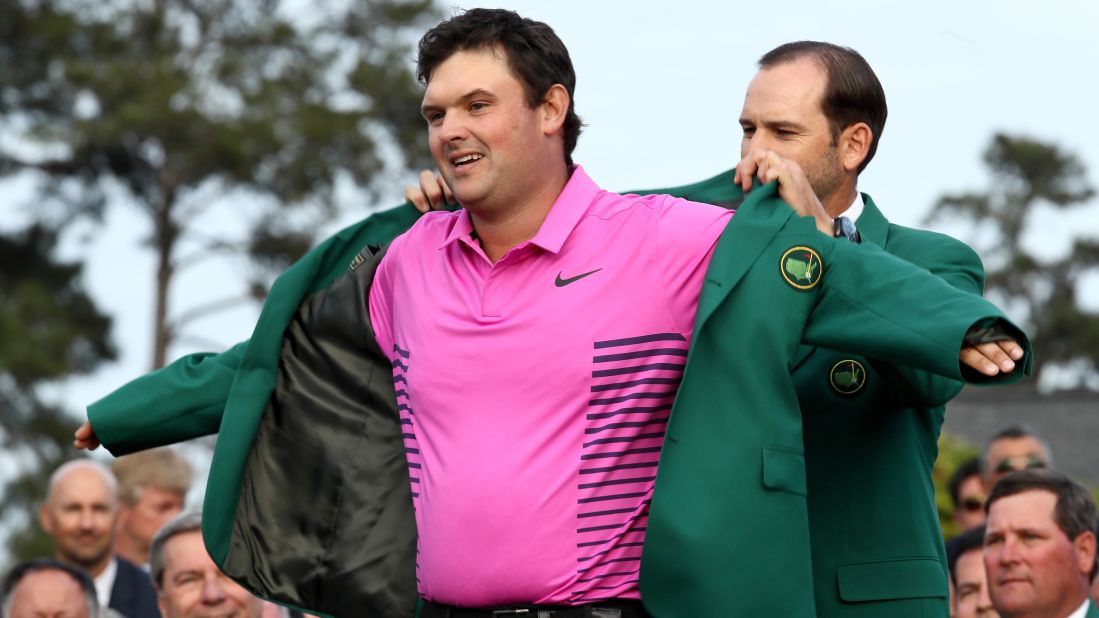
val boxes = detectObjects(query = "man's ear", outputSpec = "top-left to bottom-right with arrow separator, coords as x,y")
1074,530 -> 1097,576
838,122 -> 872,173
540,84 -> 569,136
39,504 -> 54,535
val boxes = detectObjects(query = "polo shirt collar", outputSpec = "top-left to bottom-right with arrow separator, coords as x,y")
440,208 -> 477,249
438,166 -> 599,254
529,165 -> 598,254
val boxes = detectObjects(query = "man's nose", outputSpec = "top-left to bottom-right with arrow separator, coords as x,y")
78,509 -> 97,529
977,583 -> 994,611
201,573 -> 229,603
997,537 -> 1022,563
747,131 -> 773,150
438,113 -> 468,143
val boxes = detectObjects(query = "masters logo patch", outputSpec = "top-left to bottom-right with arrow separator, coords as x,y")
829,359 -> 867,397
780,246 -> 823,290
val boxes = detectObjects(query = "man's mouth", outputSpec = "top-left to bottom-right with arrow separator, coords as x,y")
453,153 -> 483,167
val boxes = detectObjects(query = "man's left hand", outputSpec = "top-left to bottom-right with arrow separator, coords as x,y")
961,340 -> 1025,377
405,170 -> 454,213
735,149 -> 833,235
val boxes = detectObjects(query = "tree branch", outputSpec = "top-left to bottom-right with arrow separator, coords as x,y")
167,292 -> 256,332
174,238 -> 248,271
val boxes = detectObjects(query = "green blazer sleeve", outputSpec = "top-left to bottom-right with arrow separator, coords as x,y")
865,217 -> 986,406
88,343 -> 247,455
801,235 -> 1030,383
86,202 -> 425,455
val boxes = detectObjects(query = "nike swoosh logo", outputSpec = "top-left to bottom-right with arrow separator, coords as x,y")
555,268 -> 603,287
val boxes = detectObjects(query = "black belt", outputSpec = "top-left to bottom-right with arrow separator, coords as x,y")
420,598 -> 649,618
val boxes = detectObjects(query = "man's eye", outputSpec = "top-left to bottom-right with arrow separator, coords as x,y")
741,127 -> 755,136
175,573 -> 201,586
470,102 -> 487,111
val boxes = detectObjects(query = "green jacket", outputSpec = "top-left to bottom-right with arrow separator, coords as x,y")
640,173 -> 983,616
88,175 -> 1031,617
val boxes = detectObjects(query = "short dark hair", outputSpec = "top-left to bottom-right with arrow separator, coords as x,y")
1,558 -> 99,617
979,423 -> 1054,476
986,468 -> 1098,581
948,525 -> 986,584
416,8 -> 583,165
758,41 -> 887,174
949,456 -> 983,508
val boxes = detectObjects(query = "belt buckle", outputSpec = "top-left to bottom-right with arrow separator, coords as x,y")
491,610 -> 531,616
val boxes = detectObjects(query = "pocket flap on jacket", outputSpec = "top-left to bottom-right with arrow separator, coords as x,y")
761,447 -> 806,496
837,557 -> 947,602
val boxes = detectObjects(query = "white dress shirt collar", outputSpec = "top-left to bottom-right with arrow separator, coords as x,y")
93,557 -> 117,608
1065,598 -> 1091,618
838,191 -> 865,222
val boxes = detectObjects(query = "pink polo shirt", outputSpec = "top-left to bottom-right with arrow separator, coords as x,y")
369,167 -> 731,607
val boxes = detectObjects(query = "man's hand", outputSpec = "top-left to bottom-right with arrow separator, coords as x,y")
960,340 -> 1025,377
74,420 -> 101,450
404,170 -> 454,213
735,150 -> 833,235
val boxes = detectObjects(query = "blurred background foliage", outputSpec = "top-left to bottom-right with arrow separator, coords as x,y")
1,0 -> 439,368
928,133 -> 1099,386
0,0 -> 440,565
933,433 -> 980,541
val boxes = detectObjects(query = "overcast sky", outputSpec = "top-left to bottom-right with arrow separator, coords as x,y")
7,0 -> 1099,424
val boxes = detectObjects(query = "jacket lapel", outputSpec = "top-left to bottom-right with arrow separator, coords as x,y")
108,560 -> 131,614
857,193 -> 890,248
693,181 -> 793,337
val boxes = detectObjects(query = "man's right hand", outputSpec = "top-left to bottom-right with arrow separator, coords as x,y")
405,170 -> 454,213
735,149 -> 834,235
74,420 -> 100,450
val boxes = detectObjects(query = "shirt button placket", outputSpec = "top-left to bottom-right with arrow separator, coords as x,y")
482,261 -> 504,318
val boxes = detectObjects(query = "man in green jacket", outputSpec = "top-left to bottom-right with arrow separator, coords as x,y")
77,13 -> 1027,618
743,43 -> 978,617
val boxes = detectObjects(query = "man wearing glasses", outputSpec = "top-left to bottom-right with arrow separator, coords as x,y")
953,457 -> 990,533
981,424 -> 1055,491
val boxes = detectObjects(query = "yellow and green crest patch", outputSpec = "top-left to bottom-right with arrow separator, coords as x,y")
780,246 -> 822,290
829,359 -> 867,396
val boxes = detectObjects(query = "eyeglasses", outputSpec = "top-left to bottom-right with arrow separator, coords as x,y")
993,456 -> 1049,475
960,496 -> 986,513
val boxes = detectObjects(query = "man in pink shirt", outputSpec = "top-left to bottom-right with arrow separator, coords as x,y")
369,11 -> 730,612
372,165 -> 728,608
368,8 -> 1024,617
